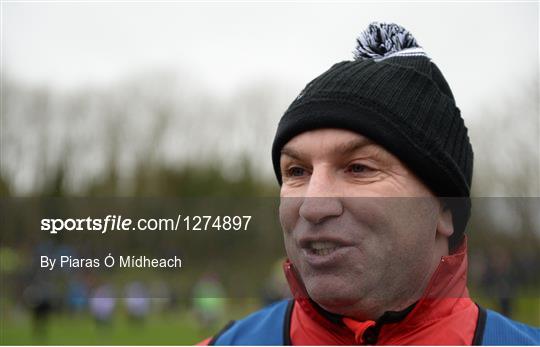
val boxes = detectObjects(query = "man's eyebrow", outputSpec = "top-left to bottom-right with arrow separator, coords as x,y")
280,146 -> 303,160
280,137 -> 373,160
334,137 -> 373,156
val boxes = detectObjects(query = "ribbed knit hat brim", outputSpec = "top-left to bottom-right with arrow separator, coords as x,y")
272,59 -> 473,197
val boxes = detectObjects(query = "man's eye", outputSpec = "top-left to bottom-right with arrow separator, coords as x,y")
288,167 -> 306,177
347,163 -> 374,174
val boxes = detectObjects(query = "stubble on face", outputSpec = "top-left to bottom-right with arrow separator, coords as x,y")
279,129 -> 447,320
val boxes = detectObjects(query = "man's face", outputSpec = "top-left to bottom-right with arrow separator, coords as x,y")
279,129 -> 452,320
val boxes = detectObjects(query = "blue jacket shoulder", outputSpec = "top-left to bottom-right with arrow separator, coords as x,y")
483,309 -> 540,345
210,299 -> 292,346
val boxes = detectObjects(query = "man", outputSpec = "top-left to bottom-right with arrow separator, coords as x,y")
200,22 -> 540,345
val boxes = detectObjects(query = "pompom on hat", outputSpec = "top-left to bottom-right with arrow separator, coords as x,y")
272,22 -> 474,249
354,22 -> 425,61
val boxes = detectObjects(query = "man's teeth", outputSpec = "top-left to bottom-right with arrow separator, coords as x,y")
311,241 -> 337,250
312,248 -> 336,256
310,241 -> 338,256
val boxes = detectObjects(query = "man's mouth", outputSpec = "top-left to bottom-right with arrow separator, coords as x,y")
308,241 -> 340,256
298,236 -> 355,267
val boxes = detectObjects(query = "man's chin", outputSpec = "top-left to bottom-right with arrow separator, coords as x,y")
304,279 -> 361,312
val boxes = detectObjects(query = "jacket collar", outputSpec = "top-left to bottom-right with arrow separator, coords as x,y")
283,237 -> 470,337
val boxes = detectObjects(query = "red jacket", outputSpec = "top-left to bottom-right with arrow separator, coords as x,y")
200,239 -> 479,345
285,239 -> 478,345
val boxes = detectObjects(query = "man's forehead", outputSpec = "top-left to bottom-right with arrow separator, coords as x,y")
280,129 -> 378,159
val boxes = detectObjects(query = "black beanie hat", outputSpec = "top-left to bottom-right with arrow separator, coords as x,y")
271,22 -> 474,248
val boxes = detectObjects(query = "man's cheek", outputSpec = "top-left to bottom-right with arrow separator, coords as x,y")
279,215 -> 293,235
279,197 -> 302,233
283,237 -> 298,261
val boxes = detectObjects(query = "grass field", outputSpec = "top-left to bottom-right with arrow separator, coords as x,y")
1,311 -> 225,345
1,297 -> 538,345
0,297 -> 263,345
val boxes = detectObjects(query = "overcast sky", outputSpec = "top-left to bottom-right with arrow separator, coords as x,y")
3,1 -> 539,120
2,1 -> 539,196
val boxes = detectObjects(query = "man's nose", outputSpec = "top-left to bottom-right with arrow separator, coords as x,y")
299,166 -> 343,224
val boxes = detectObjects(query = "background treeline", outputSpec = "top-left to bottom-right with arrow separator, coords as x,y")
0,72 -> 538,344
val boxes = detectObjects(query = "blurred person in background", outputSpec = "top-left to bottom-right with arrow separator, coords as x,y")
66,276 -> 89,314
192,272 -> 226,330
89,282 -> 116,329
482,246 -> 515,318
199,22 -> 540,345
23,277 -> 56,340
124,281 -> 150,324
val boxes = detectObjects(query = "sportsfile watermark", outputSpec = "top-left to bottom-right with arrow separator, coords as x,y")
1,197 -> 539,300
41,214 -> 253,234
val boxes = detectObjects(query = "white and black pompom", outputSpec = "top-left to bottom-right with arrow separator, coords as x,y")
354,22 -> 425,61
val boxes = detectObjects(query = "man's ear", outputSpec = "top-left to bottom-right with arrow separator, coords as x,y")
437,204 -> 454,238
